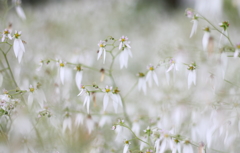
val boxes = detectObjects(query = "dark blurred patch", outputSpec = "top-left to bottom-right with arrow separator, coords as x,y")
136,0 -> 182,13
21,0 -> 49,5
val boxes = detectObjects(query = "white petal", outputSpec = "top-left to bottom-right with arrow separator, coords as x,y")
202,32 -> 210,51
97,48 -> 102,60
146,71 -> 153,87
15,6 -> 26,20
28,93 -> 33,106
119,42 -> 123,50
190,20 -> 198,38
123,144 -> 129,153
75,71 -> 83,90
234,49 -> 239,58
112,100 -> 118,113
192,70 -> 196,85
60,67 -> 65,84
152,71 -> 159,86
119,52 -> 125,69
188,71 -> 193,89
166,64 -> 174,72
103,94 -> 109,111
13,39 -> 20,58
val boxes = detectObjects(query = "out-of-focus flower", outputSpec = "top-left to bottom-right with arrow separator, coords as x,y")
57,60 -> 66,84
234,43 -> 240,58
166,58 -> 178,73
119,36 -> 132,69
187,62 -> 196,89
198,142 -> 206,153
123,140 -> 131,153
219,21 -> 229,46
97,40 -> 106,63
103,86 -> 112,112
62,113 -> 72,133
75,65 -> 83,90
13,31 -> 25,63
146,64 -> 158,87
185,8 -> 194,18
77,85 -> 91,114
1,28 -> 12,42
190,15 -> 199,38
202,27 -> 211,51
13,0 -> 26,20
182,140 -> 194,153
111,88 -> 122,113
137,72 -> 147,94
27,84 -> 35,106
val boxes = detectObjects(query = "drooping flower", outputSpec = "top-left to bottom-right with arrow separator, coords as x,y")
77,85 -> 91,114
187,62 -> 196,89
103,86 -> 112,112
146,64 -> 159,87
13,0 -> 26,20
13,31 -> 25,63
202,27 -> 211,51
137,72 -> 147,94
27,85 -> 35,106
1,28 -> 12,42
234,43 -> 240,58
219,21 -> 229,46
119,36 -> 132,69
97,40 -> 106,63
62,112 -> 72,133
182,140 -> 194,153
58,60 -> 66,84
166,58 -> 178,73
123,140 -> 131,153
190,15 -> 199,38
75,65 -> 83,90
111,88 -> 122,113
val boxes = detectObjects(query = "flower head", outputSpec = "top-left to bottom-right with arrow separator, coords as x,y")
187,62 -> 196,89
119,36 -> 131,50
146,64 -> 159,87
2,28 -> 12,42
13,31 -> 25,63
97,40 -> 106,63
219,21 -> 229,31
119,36 -> 132,69
137,72 -> 147,94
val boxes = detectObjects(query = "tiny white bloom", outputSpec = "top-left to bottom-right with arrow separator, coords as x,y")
58,60 -> 66,84
62,113 -> 72,133
97,40 -> 106,63
182,140 -> 194,153
75,113 -> 84,127
202,27 -> 210,51
13,31 -> 25,63
13,0 -> 26,20
1,28 -> 12,42
103,86 -> 112,111
75,65 -> 83,90
78,86 -> 91,114
187,63 -> 196,89
119,36 -> 132,69
137,73 -> 147,94
190,16 -> 198,38
146,64 -> 158,87
27,85 -> 35,106
166,58 -> 178,72
123,140 -> 131,153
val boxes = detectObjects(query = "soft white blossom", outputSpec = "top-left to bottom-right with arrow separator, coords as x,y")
202,27 -> 211,51
75,65 -> 83,90
190,16 -> 198,38
103,86 -> 112,112
97,40 -> 106,63
187,63 -> 196,89
1,29 -> 12,42
119,36 -> 132,69
13,31 -> 25,63
58,60 -> 66,84
123,140 -> 130,153
13,0 -> 26,20
146,64 -> 158,87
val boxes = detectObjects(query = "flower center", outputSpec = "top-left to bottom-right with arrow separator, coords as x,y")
29,88 -> 34,92
149,67 -> 154,71
59,63 -> 64,67
121,38 -> 125,42
14,33 -> 21,39
99,44 -> 104,47
105,89 -> 110,92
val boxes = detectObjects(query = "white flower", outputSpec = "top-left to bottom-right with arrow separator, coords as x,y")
111,88 -> 123,113
146,64 -> 158,87
13,0 -> 26,20
123,140 -> 131,153
234,43 -> 240,58
75,113 -> 84,127
97,40 -> 106,63
58,60 -> 66,84
190,16 -> 198,38
13,31 -> 25,63
27,85 -> 35,106
182,141 -> 194,153
75,65 -> 83,90
62,113 -> 72,133
119,36 -> 132,69
78,86 -> 91,114
202,27 -> 210,51
137,73 -> 147,94
1,29 -> 12,42
187,63 -> 196,89
103,86 -> 112,112
166,58 -> 178,73
119,36 -> 131,50
185,8 -> 194,18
